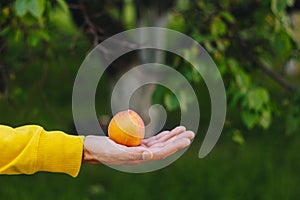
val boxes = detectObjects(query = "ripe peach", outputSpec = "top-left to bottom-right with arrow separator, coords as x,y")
108,110 -> 145,146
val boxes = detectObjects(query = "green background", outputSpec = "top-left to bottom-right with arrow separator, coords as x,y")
1,0 -> 300,199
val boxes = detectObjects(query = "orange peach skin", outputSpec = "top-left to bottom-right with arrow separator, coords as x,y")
108,110 -> 145,146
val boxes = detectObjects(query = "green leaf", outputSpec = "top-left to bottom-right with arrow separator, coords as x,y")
15,0 -> 28,17
14,0 -> 45,19
232,129 -> 245,145
235,72 -> 251,94
216,39 -> 225,51
221,11 -> 235,23
229,86 -> 243,107
271,0 -> 288,14
27,0 -> 45,19
246,88 -> 269,111
228,59 -> 240,73
36,30 -> 50,41
27,30 -> 50,46
242,111 -> 258,129
28,34 -> 40,46
271,32 -> 292,60
210,17 -> 227,36
260,109 -> 272,129
123,0 -> 136,29
57,0 -> 68,12
14,28 -> 23,42
228,59 -> 251,94
287,0 -> 295,6
203,41 -> 216,52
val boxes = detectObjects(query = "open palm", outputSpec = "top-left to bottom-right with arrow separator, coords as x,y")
83,126 -> 195,165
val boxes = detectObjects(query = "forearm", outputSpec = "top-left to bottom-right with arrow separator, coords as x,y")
0,125 -> 84,177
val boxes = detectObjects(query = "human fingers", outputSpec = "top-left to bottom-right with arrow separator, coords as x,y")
123,134 -> 194,165
164,130 -> 195,145
112,131 -> 194,165
148,130 -> 194,148
141,131 -> 169,145
151,138 -> 191,160
145,126 -> 186,146
158,126 -> 186,141
158,126 -> 186,142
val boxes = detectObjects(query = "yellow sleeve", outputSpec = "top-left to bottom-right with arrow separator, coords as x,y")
0,125 -> 84,177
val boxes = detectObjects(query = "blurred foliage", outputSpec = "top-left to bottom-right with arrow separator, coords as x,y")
162,0 -> 300,138
0,0 -> 92,131
1,1 -> 300,199
0,0 -> 300,136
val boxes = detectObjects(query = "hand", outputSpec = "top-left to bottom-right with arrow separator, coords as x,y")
83,126 -> 195,165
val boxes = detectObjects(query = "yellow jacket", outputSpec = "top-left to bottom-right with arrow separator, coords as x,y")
0,125 -> 84,177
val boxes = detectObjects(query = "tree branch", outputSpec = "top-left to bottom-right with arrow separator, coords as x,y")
231,25 -> 298,92
254,59 -> 297,92
76,2 -> 103,46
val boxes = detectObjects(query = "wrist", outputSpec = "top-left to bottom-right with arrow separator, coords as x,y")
82,136 -> 101,164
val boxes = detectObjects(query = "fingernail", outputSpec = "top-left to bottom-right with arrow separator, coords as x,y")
142,151 -> 153,160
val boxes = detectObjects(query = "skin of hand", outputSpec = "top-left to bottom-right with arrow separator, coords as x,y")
82,126 -> 195,165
